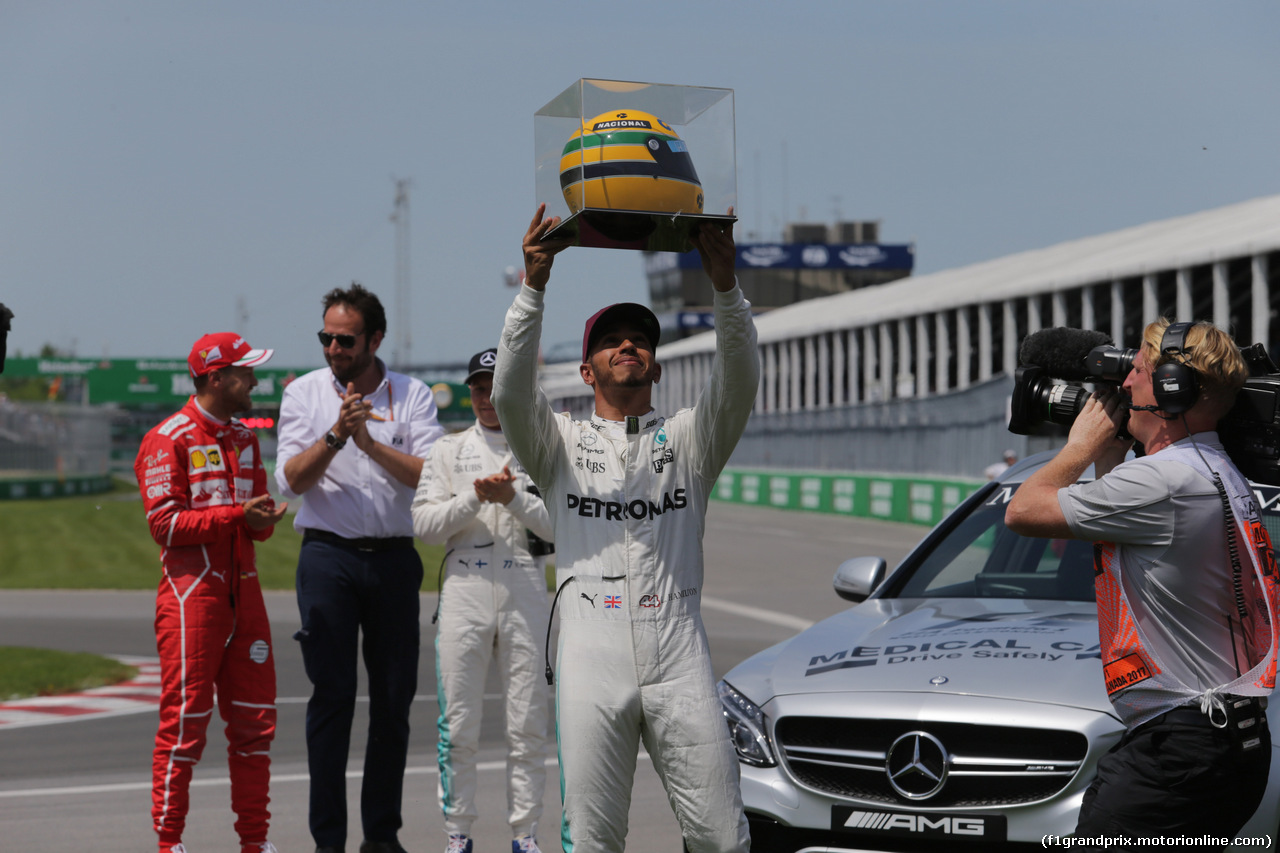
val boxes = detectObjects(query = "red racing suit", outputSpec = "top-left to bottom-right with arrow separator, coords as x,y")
135,398 -> 278,850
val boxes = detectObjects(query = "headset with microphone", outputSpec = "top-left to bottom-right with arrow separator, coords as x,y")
1129,321 -> 1201,415
1153,321 -> 1201,414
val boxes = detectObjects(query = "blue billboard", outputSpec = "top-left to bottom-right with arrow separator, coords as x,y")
645,242 -> 914,273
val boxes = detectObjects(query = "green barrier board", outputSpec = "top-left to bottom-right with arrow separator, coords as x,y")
0,474 -> 115,500
713,468 -> 983,526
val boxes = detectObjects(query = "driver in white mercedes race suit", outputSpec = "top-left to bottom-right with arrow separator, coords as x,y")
492,205 -> 758,852
412,347 -> 555,853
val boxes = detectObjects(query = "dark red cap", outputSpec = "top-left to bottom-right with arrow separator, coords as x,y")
581,303 -> 660,363
187,332 -> 273,377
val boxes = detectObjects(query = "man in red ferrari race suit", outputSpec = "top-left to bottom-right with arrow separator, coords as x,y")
135,332 -> 288,853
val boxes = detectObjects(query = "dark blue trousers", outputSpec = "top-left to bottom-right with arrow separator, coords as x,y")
295,538 -> 423,848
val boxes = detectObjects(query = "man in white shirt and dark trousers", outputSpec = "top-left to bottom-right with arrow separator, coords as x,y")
275,283 -> 445,853
412,347 -> 554,853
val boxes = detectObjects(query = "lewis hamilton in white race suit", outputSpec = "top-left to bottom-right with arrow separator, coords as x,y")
492,205 -> 758,852
412,347 -> 554,853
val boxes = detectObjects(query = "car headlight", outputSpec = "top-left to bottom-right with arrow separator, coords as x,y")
717,679 -> 777,767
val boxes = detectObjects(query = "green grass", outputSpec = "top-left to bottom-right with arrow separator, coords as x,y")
0,479 -> 456,591
0,646 -> 138,701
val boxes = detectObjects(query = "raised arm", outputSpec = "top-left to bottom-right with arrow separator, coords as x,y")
491,206 -> 574,491
688,217 -> 761,481
1006,389 -> 1130,538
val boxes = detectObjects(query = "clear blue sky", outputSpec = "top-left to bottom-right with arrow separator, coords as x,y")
3,1 -> 1277,368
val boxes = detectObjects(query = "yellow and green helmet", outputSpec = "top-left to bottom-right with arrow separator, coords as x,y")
560,109 -> 703,215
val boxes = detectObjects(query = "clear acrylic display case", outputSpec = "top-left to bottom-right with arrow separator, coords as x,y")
535,78 -> 736,252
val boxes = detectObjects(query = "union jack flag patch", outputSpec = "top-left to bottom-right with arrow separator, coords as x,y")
604,595 -> 622,609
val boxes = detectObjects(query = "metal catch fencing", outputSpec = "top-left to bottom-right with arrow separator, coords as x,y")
726,375 -> 1061,478
0,400 -> 113,478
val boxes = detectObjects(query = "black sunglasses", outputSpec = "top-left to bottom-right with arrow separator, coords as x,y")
317,330 -> 362,349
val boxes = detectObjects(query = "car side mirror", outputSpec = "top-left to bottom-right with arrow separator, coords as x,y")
833,557 -> 887,603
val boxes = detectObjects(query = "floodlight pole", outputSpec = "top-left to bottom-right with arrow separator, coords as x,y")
391,177 -> 412,369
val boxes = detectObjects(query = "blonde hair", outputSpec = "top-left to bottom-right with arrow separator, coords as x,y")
1141,318 -> 1248,418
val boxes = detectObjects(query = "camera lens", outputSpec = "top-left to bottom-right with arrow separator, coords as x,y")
1009,365 -> 1092,435
1033,381 -> 1090,426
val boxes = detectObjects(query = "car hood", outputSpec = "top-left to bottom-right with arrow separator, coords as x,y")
726,597 -> 1115,714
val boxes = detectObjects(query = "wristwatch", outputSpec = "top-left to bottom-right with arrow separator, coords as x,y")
325,430 -> 347,450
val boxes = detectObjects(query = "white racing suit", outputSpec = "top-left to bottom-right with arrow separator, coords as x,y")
411,422 -> 554,839
493,284 -> 758,853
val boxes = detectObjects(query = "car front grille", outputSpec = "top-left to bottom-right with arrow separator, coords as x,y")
775,716 -> 1088,808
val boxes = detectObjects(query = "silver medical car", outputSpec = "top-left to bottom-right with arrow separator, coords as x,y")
719,452 -> 1280,851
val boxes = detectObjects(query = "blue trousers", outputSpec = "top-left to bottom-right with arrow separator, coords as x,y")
295,538 -> 423,848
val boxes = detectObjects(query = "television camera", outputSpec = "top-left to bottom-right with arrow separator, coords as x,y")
1008,327 -> 1280,486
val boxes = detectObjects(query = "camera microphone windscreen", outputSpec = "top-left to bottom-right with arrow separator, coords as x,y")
1019,328 -> 1114,380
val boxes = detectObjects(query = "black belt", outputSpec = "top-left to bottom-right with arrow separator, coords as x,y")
1139,696 -> 1268,731
303,528 -> 415,553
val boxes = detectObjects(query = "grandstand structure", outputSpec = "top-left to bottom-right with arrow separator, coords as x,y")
539,194 -> 1280,477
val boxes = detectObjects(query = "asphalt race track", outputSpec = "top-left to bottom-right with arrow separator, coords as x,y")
0,501 -> 924,852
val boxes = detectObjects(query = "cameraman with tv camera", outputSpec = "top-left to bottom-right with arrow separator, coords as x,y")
1006,318 -> 1279,849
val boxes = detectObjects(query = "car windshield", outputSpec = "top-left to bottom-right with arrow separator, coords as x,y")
894,480 -> 1280,602
893,483 -> 1096,601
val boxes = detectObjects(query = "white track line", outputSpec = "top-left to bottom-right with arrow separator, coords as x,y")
0,754 -> 653,800
701,594 -> 815,632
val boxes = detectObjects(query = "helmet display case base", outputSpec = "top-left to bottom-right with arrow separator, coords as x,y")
543,209 -> 736,253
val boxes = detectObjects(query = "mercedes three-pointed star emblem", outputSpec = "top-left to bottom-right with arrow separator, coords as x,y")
885,731 -> 950,800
